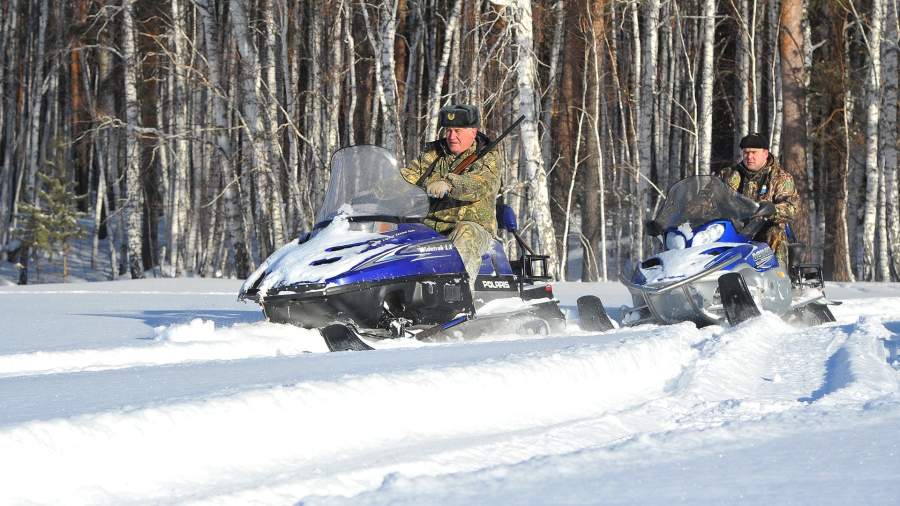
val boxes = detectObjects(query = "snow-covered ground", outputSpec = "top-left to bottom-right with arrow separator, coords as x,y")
1,278 -> 899,505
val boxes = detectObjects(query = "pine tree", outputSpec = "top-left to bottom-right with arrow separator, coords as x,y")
13,171 -> 86,282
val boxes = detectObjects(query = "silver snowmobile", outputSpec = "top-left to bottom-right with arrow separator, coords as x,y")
586,176 -> 838,330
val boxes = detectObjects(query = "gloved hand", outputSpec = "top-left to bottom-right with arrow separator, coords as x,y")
426,179 -> 452,198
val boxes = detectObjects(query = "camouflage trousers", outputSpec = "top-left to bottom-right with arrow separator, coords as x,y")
757,224 -> 789,269
448,221 -> 493,292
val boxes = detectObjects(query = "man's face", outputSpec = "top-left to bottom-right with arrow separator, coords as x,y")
445,127 -> 478,155
742,148 -> 769,171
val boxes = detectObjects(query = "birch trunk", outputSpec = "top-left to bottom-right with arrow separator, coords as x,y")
638,0 -> 659,262
656,0 -> 671,189
835,18 -> 856,282
698,0 -> 715,174
583,0 -> 607,281
860,0 -> 883,281
260,0 -> 287,248
231,0 -> 282,258
0,0 -> 19,246
877,170 -> 889,280
513,0 -> 559,278
343,5 -> 357,146
734,0 -> 751,152
803,0 -> 821,265
25,0 -> 49,205
884,0 -> 899,280
768,0 -> 783,155
278,0 -> 303,232
168,0 -> 189,276
122,0 -> 145,278
639,0 -> 658,181
539,0 -> 565,175
424,0 -> 462,141
262,0 -> 285,239
197,0 -> 252,277
379,0 -> 404,160
326,2 -> 344,160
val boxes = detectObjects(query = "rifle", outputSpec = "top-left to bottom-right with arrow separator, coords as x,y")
415,115 -> 526,186
450,114 -> 526,175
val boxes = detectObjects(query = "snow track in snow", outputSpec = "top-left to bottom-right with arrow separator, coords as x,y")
0,319 -> 328,378
1,279 -> 899,504
1,310 -> 897,505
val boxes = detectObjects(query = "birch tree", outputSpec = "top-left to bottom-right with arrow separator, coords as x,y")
122,0 -> 145,279
230,0 -> 284,258
197,0 -> 252,277
425,0 -> 463,141
167,0 -> 189,276
511,0 -> 559,278
856,0 -> 883,281
884,0 -> 899,280
698,0 -> 716,174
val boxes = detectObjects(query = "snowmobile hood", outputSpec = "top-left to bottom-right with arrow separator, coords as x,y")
239,214 -> 386,299
238,215 -> 463,301
635,243 -> 750,288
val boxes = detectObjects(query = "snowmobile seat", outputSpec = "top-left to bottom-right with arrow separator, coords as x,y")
497,203 -> 518,232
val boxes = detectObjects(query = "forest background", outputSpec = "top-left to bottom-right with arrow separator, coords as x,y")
0,0 -> 897,285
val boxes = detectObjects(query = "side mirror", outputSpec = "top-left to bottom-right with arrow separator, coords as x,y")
644,220 -> 663,237
497,204 -> 518,232
755,202 -> 776,218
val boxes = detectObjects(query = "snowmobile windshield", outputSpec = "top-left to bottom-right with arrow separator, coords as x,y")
314,145 -> 430,227
654,175 -> 761,230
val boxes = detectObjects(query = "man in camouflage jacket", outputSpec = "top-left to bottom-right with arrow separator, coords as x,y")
714,132 -> 799,267
400,104 -> 500,292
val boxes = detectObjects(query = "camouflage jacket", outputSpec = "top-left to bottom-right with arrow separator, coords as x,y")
715,154 -> 799,224
400,134 -> 501,235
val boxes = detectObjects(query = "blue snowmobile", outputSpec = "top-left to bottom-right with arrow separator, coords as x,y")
583,175 -> 837,330
238,145 -> 575,351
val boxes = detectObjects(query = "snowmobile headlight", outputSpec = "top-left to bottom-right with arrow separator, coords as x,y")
665,231 -> 686,250
348,221 -> 398,233
692,223 -> 725,247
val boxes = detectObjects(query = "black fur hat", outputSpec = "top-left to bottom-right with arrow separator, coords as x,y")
438,104 -> 479,128
739,132 -> 768,150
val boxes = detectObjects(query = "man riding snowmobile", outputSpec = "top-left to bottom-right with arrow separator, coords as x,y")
400,104 -> 500,294
714,132 -> 799,267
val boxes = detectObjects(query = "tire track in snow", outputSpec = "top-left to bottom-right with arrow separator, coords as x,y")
0,319 -> 328,378
0,325 -> 705,505
245,315 -> 900,506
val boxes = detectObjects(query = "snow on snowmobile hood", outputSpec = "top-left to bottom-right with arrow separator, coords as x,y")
239,145 -> 431,299
240,214 -> 392,297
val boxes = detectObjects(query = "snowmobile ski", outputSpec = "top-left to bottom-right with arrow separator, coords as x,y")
718,272 -> 761,325
576,295 -> 615,331
792,302 -> 836,326
321,323 -> 375,352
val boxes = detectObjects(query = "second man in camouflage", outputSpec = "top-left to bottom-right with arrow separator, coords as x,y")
714,132 -> 800,267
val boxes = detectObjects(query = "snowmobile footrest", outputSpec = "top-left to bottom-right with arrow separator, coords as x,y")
577,295 -> 615,331
321,323 -> 375,352
718,272 -> 761,326
414,315 -> 470,341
